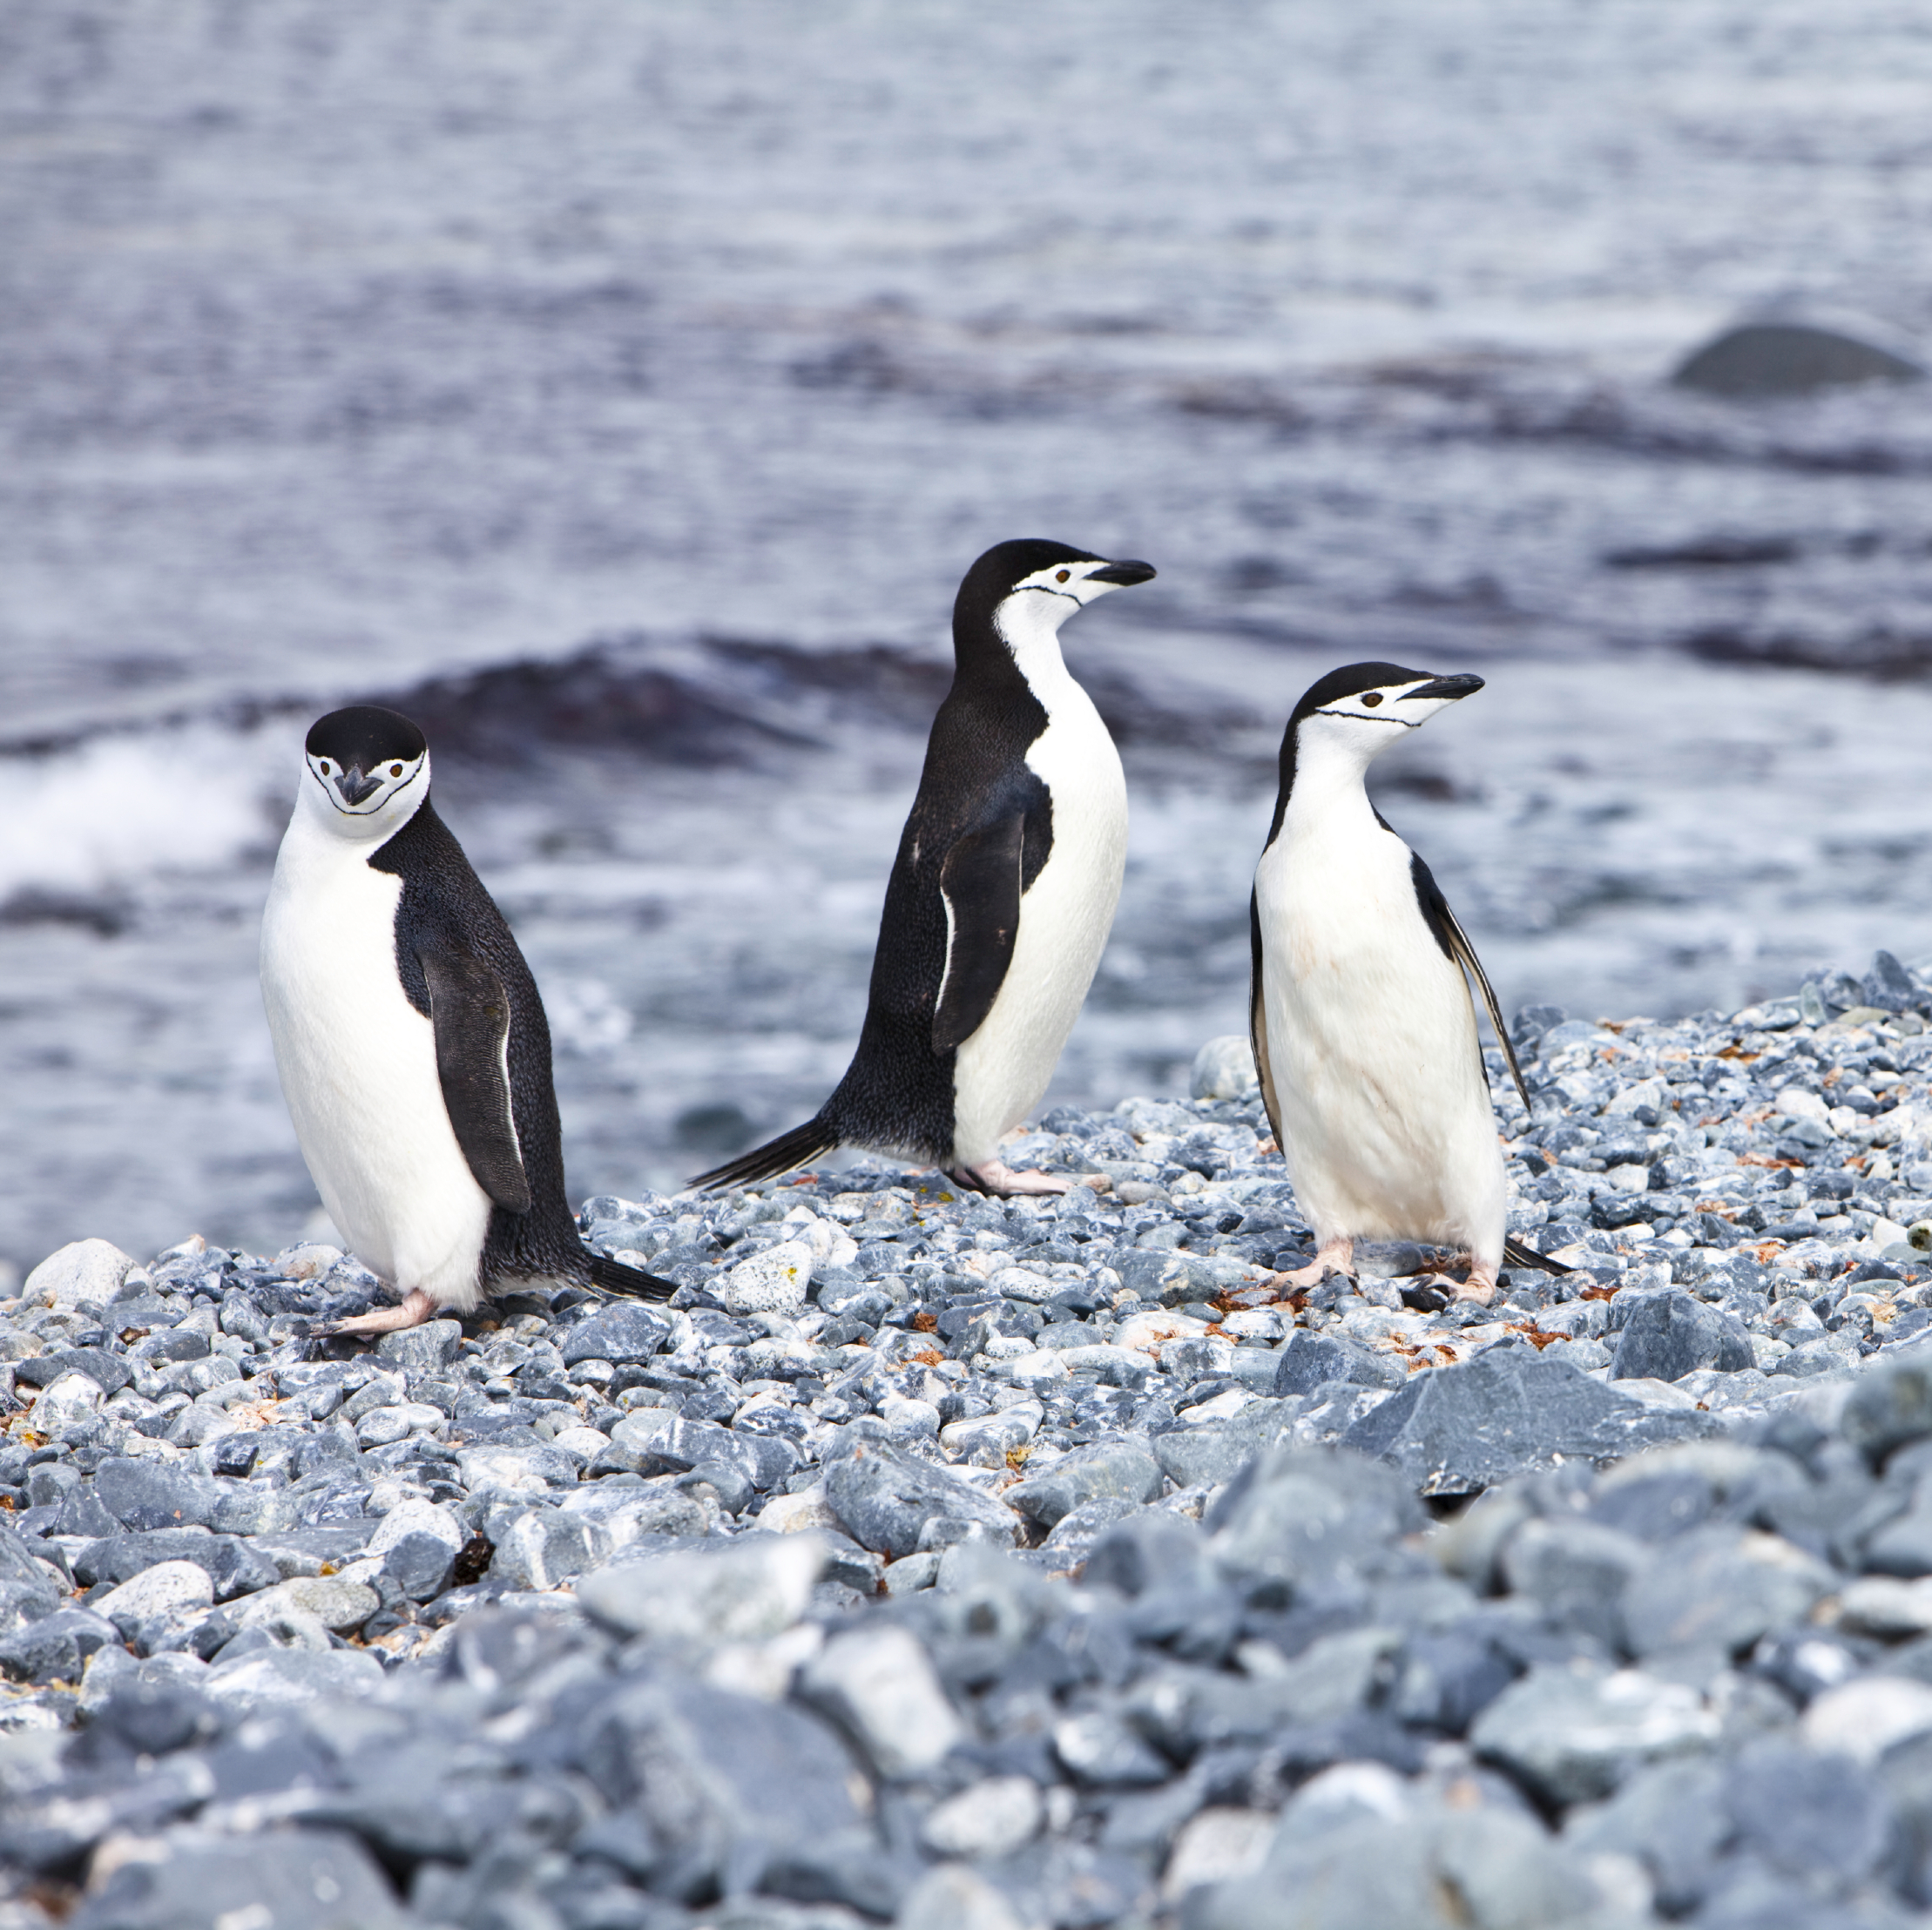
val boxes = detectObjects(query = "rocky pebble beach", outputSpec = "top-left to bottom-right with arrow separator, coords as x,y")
11,953 -> 1932,1925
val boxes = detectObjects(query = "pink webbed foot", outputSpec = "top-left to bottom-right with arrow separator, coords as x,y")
1271,1238 -> 1354,1295
317,1287 -> 442,1339
947,1161 -> 1075,1198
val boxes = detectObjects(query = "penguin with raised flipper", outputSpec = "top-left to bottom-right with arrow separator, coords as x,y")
694,538 -> 1155,1198
1248,662 -> 1560,1306
260,705 -> 675,1333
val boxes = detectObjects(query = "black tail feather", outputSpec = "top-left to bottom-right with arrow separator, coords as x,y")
690,1117 -> 841,1193
1503,1234 -> 1573,1275
585,1251 -> 679,1302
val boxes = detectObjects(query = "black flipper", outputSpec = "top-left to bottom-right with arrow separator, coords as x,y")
1248,887 -> 1285,1148
691,1117 -> 841,1193
586,1251 -> 679,1301
1503,1234 -> 1573,1275
1408,852 -> 1533,1114
420,947 -> 532,1213
932,813 -> 1026,1054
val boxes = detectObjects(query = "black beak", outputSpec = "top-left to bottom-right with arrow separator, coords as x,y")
1399,673 -> 1484,703
334,765 -> 382,807
1087,559 -> 1157,586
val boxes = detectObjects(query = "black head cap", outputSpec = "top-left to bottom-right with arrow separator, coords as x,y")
305,706 -> 428,768
957,538 -> 1105,610
1289,661 -> 1431,721
953,538 -> 1156,655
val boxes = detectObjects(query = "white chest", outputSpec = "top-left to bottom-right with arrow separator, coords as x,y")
949,675 -> 1127,1162
260,817 -> 490,1299
1253,783 -> 1503,1255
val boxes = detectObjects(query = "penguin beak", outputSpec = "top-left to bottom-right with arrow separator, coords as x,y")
333,765 -> 383,807
1399,673 -> 1484,703
1087,560 -> 1157,586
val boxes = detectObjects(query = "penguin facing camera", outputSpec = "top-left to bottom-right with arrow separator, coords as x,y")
694,537 -> 1155,1198
1249,662 -> 1561,1307
260,705 -> 676,1334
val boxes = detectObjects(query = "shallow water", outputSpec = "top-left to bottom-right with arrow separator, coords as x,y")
7,1 -> 1932,1272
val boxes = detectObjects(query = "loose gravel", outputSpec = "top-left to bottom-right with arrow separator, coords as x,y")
10,954 -> 1932,1927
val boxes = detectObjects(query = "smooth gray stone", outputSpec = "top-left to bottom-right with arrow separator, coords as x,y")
1843,1348 -> 1932,1466
374,1318 -> 463,1373
1585,1467 -> 1715,1542
1470,1663 -> 1719,1806
1084,1513 -> 1210,1598
1609,1291 -> 1753,1383
71,1826 -> 410,1930
11,1348 -> 132,1396
1562,1757 -> 1729,1915
1052,1706 -> 1173,1786
577,1676 -> 875,1896
1863,1501 -> 1932,1578
1273,1330 -> 1405,1398
2,1753 -> 219,1878
1149,1399 -> 1300,1489
1188,1808 -> 1604,1930
1340,1346 -> 1719,1495
0,1577 -> 59,1634
93,1457 -> 221,1531
1499,1515 -> 1647,1650
1866,949 -> 1919,1015
825,1439 -> 1022,1557
1389,1626 -> 1521,1735
1116,1250 -> 1220,1307
381,1530 -> 456,1603
1673,317 -> 1926,397
560,1302 -> 673,1367
1722,1738 -> 1895,1887
1621,1525 -> 1833,1659
1206,1446 -> 1422,1597
74,1528 -> 279,1602
0,1520 -> 59,1595
1004,1438 -> 1165,1530
0,1606 -> 122,1685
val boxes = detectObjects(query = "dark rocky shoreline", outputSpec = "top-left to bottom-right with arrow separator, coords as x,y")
10,958 -> 1932,1926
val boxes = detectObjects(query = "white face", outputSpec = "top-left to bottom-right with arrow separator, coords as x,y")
992,558 -> 1144,683
299,745 -> 430,841
1296,674 -> 1482,771
1003,558 -> 1134,622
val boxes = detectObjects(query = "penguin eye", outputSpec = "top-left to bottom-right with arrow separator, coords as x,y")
1361,692 -> 1384,708
389,764 -> 403,778
1056,570 -> 1071,583
317,759 -> 333,774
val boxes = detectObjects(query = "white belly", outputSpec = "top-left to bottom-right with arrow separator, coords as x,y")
260,822 -> 491,1309
951,691 -> 1126,1164
1254,805 -> 1504,1264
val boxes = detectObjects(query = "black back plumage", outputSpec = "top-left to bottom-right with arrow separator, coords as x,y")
694,540 -> 1104,1189
365,785 -> 672,1301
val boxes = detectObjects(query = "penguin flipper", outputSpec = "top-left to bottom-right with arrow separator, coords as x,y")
586,1251 -> 679,1301
932,813 -> 1026,1054
1247,887 -> 1285,1148
1503,1234 -> 1573,1275
691,1117 -> 841,1192
1407,853 -> 1533,1115
419,947 -> 533,1213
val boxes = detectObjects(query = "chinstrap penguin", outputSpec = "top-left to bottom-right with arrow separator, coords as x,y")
1249,662 -> 1557,1307
695,537 -> 1155,1197
260,705 -> 675,1333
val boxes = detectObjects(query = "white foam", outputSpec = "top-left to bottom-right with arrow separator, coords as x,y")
0,719 -> 300,901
